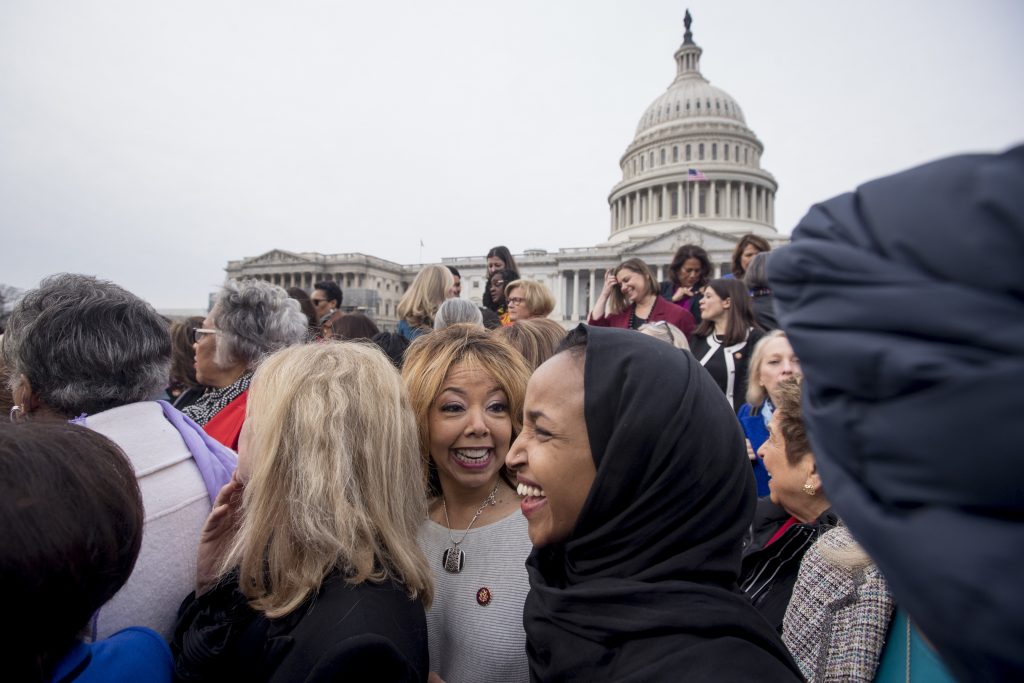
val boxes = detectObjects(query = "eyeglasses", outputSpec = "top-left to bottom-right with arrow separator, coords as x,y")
507,297 -> 526,307
190,328 -> 220,344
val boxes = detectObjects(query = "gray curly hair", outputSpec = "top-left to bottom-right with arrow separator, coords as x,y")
3,273 -> 171,417
210,279 -> 308,369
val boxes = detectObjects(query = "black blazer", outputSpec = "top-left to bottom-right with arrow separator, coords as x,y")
172,571 -> 428,683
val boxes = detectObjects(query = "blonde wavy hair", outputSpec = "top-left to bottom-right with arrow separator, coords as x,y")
397,265 -> 454,331
401,324 -> 531,496
222,342 -> 433,617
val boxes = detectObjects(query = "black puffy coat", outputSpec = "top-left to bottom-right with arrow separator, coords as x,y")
768,145 -> 1024,682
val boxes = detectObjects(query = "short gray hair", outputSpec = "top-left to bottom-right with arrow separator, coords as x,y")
211,280 -> 308,369
433,299 -> 483,330
3,274 -> 171,417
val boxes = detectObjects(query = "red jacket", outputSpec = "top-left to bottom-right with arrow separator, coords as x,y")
204,390 -> 248,451
588,295 -> 696,339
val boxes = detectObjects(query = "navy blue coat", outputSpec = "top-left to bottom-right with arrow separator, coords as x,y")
768,145 -> 1024,682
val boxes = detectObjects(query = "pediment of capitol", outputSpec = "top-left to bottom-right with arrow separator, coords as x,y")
619,224 -> 747,260
242,249 -> 320,267
224,13 -> 785,329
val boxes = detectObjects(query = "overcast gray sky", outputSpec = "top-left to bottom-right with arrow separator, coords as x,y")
2,0 -> 1022,309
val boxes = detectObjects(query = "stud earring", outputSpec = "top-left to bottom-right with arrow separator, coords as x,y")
803,482 -> 817,496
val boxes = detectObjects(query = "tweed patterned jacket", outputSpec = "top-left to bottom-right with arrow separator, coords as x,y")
783,526 -> 895,682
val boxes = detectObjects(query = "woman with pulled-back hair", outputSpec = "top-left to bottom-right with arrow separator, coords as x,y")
482,246 -> 520,318
660,244 -> 712,323
690,278 -> 764,412
485,246 -> 518,277
184,278 -> 308,449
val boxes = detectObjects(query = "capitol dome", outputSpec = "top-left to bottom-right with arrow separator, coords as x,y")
607,12 -> 778,244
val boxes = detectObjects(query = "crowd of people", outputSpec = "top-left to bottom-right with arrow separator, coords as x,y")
1,146 -> 1021,682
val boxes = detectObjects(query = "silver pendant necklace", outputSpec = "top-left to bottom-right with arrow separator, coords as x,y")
441,484 -> 499,574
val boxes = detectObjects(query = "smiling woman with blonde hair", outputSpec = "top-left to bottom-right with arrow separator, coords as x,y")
173,342 -> 433,681
402,324 -> 533,683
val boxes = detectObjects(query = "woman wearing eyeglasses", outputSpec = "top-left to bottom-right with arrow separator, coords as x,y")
183,279 -> 307,450
504,279 -> 555,323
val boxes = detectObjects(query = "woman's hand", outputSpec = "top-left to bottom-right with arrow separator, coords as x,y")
590,269 -> 619,322
672,286 -> 694,302
196,472 -> 245,595
745,438 -> 757,461
602,269 -> 618,296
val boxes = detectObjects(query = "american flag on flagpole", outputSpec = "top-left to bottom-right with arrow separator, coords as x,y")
687,168 -> 708,181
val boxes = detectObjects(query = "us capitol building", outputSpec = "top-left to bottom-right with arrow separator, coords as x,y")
226,13 -> 784,329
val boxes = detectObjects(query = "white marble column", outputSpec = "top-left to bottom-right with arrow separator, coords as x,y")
725,181 -> 732,218
572,270 -> 581,320
656,265 -> 664,282
561,270 -> 569,319
740,183 -> 747,219
660,185 -> 667,220
589,270 -> 596,309
691,182 -> 699,217
677,183 -> 684,218
647,187 -> 654,222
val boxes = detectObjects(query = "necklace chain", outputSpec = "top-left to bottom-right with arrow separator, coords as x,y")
443,484 -> 499,547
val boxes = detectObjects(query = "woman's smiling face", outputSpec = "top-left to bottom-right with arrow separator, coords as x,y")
615,267 -> 649,304
506,352 -> 595,547
428,361 -> 512,496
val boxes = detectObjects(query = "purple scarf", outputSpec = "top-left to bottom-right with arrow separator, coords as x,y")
157,400 -> 237,502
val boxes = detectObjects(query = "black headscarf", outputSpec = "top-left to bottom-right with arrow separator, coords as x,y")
523,326 -> 801,682
768,145 -> 1024,682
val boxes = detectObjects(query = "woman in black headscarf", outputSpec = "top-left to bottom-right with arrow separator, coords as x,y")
505,325 -> 800,682
768,146 -> 1024,682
